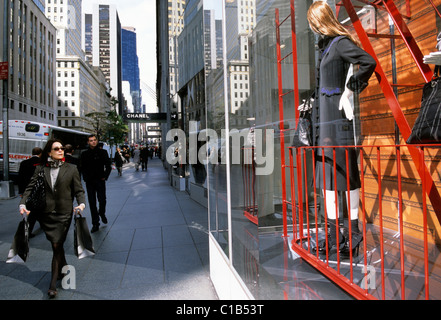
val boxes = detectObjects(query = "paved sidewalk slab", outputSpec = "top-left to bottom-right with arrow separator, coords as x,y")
0,158 -> 218,300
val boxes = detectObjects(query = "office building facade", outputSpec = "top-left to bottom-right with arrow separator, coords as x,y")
89,4 -> 123,115
1,0 -> 57,124
45,0 -> 110,133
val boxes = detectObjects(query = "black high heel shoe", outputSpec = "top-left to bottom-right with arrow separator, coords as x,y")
340,232 -> 363,257
340,220 -> 363,258
313,233 -> 345,261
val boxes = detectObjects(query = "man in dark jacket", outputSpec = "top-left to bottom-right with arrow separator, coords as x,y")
140,146 -> 149,171
18,147 -> 42,237
80,134 -> 112,233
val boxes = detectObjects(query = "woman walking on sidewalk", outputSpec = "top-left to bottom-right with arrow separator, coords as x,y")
19,139 -> 86,298
114,147 -> 124,176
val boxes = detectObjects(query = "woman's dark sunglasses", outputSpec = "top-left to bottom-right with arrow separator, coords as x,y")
52,147 -> 65,152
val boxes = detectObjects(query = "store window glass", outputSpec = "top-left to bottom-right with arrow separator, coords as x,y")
203,0 -> 317,292
203,0 -> 229,255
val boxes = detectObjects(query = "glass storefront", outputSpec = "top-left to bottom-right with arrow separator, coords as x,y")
202,0 -> 320,298
185,0 -> 441,299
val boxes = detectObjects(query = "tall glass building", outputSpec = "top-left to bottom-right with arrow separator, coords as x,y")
121,27 -> 141,112
86,4 -> 123,115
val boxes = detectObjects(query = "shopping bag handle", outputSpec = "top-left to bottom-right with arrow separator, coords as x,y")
74,209 -> 83,218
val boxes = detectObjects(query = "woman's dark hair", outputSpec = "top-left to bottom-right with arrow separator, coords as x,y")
40,139 -> 64,166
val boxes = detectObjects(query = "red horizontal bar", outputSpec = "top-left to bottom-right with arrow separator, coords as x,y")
366,33 -> 402,40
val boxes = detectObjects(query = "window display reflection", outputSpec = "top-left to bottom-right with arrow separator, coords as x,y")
203,0 -> 229,254
203,0 -> 317,295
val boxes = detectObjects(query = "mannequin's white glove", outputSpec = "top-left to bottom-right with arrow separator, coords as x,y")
339,88 -> 354,121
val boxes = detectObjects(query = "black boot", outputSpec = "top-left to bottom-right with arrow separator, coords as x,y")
341,219 -> 363,257
328,219 -> 345,257
315,219 -> 344,258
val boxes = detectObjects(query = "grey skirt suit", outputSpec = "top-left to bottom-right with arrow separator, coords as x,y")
20,163 -> 86,244
312,36 -> 376,191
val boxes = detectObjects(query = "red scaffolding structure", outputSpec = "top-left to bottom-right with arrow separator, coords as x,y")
276,0 -> 441,300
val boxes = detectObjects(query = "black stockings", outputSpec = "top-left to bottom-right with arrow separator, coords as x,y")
49,242 -> 67,291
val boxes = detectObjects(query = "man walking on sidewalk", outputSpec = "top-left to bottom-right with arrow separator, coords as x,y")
80,134 -> 112,233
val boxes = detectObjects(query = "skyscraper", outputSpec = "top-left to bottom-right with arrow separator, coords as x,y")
84,13 -> 93,64
168,0 -> 185,109
225,0 -> 255,118
86,4 -> 123,115
121,27 -> 141,113
45,0 -> 111,132
46,0 -> 83,58
1,0 -> 57,124
121,26 -> 141,143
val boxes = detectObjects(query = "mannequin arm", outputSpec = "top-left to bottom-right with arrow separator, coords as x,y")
339,88 -> 354,121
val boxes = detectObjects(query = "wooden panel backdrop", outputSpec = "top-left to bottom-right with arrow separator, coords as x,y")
345,0 -> 441,244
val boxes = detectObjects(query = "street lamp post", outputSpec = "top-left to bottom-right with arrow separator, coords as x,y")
1,0 -> 15,198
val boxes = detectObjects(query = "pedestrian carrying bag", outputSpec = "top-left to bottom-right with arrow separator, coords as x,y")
6,217 -> 29,264
25,168 -> 46,212
407,66 -> 441,144
74,212 -> 95,259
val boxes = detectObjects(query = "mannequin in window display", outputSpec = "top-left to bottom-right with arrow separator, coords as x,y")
306,1 -> 376,257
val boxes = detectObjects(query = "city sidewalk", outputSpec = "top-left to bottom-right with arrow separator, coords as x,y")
0,158 -> 218,300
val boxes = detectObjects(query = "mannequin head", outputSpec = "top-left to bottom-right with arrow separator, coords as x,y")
307,1 -> 361,47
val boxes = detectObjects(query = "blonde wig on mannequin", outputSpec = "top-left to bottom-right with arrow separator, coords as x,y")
307,1 -> 361,47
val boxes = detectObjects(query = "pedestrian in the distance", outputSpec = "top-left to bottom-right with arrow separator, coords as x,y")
114,147 -> 124,176
132,147 -> 141,172
19,139 -> 86,298
140,146 -> 149,171
80,134 -> 111,233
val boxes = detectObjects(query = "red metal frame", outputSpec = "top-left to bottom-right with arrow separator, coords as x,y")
342,0 -> 441,227
289,144 -> 439,300
242,147 -> 258,225
276,8 -> 289,238
276,0 -> 440,300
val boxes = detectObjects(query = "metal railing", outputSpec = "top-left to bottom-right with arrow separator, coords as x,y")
275,0 -> 441,299
286,143 -> 441,300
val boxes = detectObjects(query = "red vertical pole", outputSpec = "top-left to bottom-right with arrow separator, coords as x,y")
333,148 -> 341,271
303,149 -> 311,251
252,154 -> 257,220
289,0 -> 306,244
290,0 -> 301,122
377,146 -> 385,300
276,9 -> 288,239
420,147 -> 430,300
322,150 -> 329,265
345,148 -> 354,282
312,150 -> 320,259
397,145 -> 405,299
289,149 -> 298,242
360,148 -> 369,294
